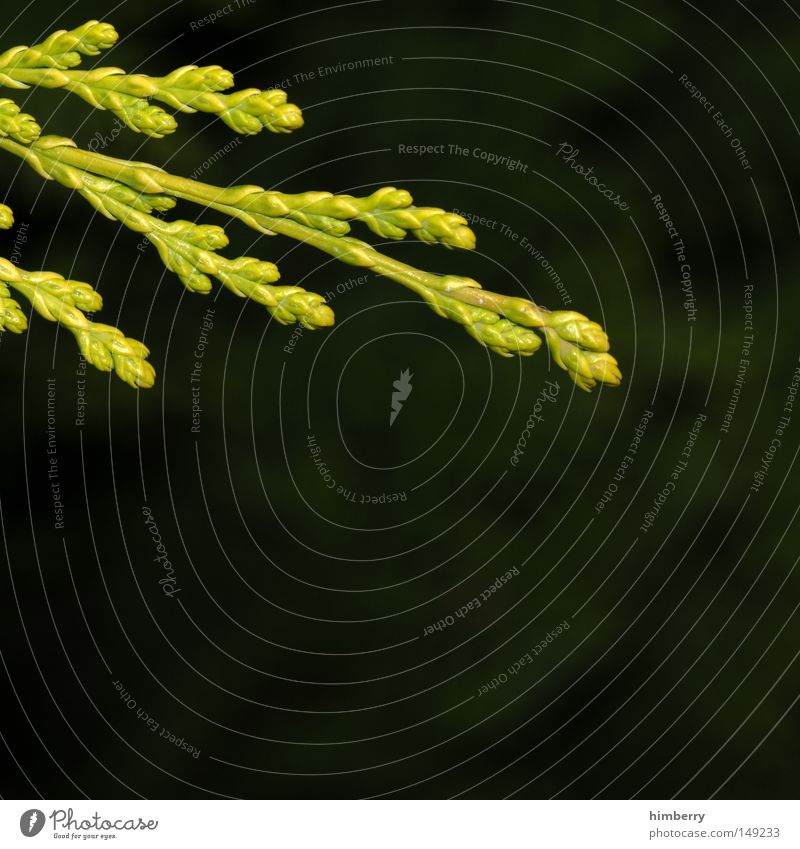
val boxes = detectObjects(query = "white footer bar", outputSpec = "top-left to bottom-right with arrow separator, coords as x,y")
2,800 -> 796,848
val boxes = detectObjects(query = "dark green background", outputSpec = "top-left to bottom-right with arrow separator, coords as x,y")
1,0 -> 798,798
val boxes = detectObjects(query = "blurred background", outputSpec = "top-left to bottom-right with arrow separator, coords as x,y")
1,0 -> 798,798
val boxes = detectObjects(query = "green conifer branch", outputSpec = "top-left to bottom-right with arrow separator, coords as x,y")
0,98 -> 41,143
0,203 -> 14,230
0,277 -> 28,334
0,243 -> 154,387
0,133 -> 620,388
235,186 -> 477,249
0,136 -> 333,330
0,22 -> 302,137
0,20 -> 621,391
95,192 -> 334,329
0,20 -> 117,73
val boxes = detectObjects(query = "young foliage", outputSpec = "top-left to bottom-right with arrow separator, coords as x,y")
0,21 -> 301,136
0,203 -> 154,386
0,21 -> 621,392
